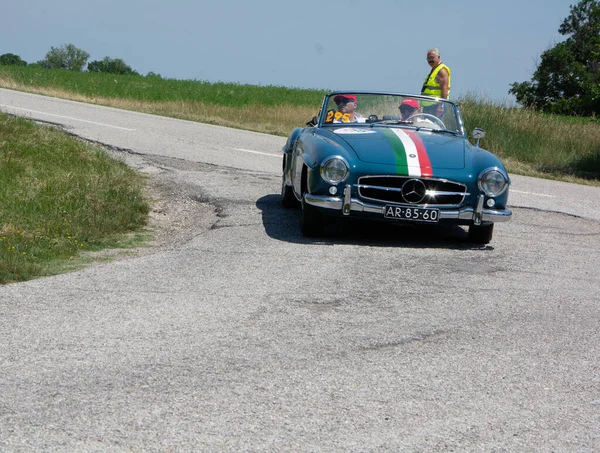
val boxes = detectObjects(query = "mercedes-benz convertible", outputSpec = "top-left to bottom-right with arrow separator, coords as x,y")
281,91 -> 512,244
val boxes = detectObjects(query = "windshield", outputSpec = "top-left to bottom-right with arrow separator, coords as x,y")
320,93 -> 463,135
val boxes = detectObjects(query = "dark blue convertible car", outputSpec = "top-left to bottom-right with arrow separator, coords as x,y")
281,91 -> 512,244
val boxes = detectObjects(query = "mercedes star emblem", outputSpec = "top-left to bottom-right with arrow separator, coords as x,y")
401,179 -> 427,203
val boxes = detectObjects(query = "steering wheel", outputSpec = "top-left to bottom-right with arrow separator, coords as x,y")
406,113 -> 446,129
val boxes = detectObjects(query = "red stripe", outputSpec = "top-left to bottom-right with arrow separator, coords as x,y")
405,130 -> 433,177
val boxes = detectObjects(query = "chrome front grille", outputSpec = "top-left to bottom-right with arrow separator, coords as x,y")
357,176 -> 467,206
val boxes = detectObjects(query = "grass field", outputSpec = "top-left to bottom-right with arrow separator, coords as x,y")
0,65 -> 599,283
459,98 -> 600,183
0,113 -> 149,283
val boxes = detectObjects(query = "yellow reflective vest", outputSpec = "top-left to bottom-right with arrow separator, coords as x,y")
421,63 -> 451,99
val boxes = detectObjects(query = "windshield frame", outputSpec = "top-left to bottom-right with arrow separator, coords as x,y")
316,91 -> 466,137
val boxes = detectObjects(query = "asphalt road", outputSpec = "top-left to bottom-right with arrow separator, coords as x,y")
1,88 -> 599,452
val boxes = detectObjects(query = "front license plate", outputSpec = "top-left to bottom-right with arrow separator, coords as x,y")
383,205 -> 439,222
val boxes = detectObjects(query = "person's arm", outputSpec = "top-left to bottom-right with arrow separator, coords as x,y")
437,68 -> 449,99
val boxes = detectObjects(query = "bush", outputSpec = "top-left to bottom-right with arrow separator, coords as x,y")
88,57 -> 138,75
40,44 -> 89,71
0,53 -> 27,66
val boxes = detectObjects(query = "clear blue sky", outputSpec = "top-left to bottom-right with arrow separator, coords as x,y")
3,0 -> 571,104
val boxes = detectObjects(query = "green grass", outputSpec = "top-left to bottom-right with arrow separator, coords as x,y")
0,114 -> 149,284
0,65 -> 326,106
460,95 -> 600,182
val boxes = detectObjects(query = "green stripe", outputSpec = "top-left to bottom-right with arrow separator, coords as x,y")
381,128 -> 408,175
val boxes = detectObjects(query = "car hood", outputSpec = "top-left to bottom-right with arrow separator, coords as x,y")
331,126 -> 466,173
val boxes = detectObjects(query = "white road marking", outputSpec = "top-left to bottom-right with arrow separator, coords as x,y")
233,148 -> 281,158
0,105 -> 136,131
512,189 -> 556,198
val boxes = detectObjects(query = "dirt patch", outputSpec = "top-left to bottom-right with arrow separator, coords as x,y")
144,174 -> 219,249
79,148 -> 220,262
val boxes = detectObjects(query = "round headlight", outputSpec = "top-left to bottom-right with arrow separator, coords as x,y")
321,157 -> 349,184
478,169 -> 508,196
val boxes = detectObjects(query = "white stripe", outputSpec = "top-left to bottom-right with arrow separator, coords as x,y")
511,189 -> 556,198
0,105 -> 136,131
391,129 -> 421,177
232,148 -> 281,158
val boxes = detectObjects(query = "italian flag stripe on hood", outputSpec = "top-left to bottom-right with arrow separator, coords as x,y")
381,128 -> 433,177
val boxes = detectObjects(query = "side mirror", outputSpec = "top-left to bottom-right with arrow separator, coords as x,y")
306,116 -> 318,127
472,127 -> 486,147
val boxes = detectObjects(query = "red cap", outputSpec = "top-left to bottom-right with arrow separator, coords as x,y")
333,94 -> 357,104
401,99 -> 419,109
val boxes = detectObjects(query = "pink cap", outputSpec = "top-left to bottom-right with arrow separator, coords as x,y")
333,94 -> 357,103
401,99 -> 419,109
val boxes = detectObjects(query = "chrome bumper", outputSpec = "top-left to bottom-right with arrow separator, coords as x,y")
305,191 -> 512,224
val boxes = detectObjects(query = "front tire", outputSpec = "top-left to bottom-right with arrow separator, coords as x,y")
468,223 -> 494,244
301,198 -> 325,237
281,180 -> 300,208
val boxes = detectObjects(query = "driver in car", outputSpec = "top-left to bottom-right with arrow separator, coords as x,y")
399,98 -> 435,125
399,98 -> 420,121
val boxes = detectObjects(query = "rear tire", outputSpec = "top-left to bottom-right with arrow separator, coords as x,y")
468,223 -> 494,244
301,198 -> 325,237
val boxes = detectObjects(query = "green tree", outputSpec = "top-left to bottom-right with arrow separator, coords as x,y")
40,44 -> 90,71
87,56 -> 138,75
509,0 -> 600,116
0,53 -> 27,66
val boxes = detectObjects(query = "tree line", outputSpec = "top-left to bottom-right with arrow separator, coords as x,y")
0,43 -> 161,78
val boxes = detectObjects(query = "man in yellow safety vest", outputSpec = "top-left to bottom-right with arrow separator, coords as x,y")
421,48 -> 451,117
421,48 -> 451,99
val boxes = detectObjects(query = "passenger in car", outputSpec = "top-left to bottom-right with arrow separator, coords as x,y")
333,94 -> 365,123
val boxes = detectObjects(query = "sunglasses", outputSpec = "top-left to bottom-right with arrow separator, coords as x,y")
400,106 -> 417,113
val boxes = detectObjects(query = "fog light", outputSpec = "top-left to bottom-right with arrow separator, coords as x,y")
329,186 -> 338,195
486,198 -> 496,208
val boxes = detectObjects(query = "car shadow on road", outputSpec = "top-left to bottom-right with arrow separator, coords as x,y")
256,194 -> 494,250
